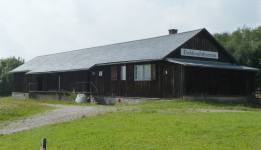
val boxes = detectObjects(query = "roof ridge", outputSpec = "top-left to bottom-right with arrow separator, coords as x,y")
34,28 -> 204,59
10,28 -> 205,73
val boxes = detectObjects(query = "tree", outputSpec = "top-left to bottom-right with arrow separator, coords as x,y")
213,25 -> 261,87
0,56 -> 24,96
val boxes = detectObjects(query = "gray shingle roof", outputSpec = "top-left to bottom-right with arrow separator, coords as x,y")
10,29 -> 203,74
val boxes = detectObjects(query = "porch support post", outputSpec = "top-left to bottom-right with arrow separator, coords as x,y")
59,76 -> 60,92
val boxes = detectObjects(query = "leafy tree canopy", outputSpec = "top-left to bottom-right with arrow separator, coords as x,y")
213,25 -> 261,87
0,56 -> 24,96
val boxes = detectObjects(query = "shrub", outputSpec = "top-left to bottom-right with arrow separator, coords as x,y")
69,88 -> 77,101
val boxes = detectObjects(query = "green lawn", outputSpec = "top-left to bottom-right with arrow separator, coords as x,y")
120,99 -> 260,112
1,98 -> 261,149
15,97 -> 96,106
1,111 -> 261,149
0,97 -> 54,124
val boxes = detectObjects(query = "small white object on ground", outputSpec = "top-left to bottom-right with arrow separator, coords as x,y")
75,94 -> 85,103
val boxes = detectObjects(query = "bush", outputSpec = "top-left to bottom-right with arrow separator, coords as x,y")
69,88 -> 77,101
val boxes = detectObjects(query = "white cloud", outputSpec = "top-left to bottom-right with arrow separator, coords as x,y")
0,0 -> 260,62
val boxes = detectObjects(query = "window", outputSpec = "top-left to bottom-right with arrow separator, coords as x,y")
134,64 -> 151,81
99,71 -> 103,76
143,64 -> 151,80
121,66 -> 126,80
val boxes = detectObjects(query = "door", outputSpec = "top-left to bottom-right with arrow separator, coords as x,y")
38,76 -> 43,91
219,72 -> 228,95
163,69 -> 173,99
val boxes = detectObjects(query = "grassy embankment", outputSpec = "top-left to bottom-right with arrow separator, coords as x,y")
0,95 -> 95,125
0,96 -> 54,125
1,98 -> 261,149
2,96 -> 96,105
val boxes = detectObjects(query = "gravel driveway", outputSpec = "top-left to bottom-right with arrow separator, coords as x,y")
0,104 -> 246,135
0,104 -> 117,135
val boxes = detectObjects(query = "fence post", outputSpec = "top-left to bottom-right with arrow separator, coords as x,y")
40,138 -> 46,150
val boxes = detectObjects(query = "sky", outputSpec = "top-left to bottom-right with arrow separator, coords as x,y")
0,0 -> 261,62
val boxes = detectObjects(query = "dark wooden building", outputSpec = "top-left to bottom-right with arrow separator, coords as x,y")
10,28 -> 259,101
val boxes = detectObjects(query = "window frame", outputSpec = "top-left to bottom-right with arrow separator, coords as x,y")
134,64 -> 151,81
121,66 -> 126,80
99,71 -> 103,76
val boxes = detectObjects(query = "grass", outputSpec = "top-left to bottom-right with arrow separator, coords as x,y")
19,98 -> 96,106
117,99 -> 260,112
1,97 -> 261,149
0,96 -> 96,125
2,96 -> 97,106
0,97 -> 54,124
1,111 -> 261,149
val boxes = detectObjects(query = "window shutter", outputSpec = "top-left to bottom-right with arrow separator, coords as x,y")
134,65 -> 137,80
151,64 -> 156,80
111,66 -> 117,80
121,66 -> 126,80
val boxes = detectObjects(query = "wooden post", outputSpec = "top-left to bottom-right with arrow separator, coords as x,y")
40,138 -> 46,150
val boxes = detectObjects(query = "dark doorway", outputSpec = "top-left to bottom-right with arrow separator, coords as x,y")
38,76 -> 43,91
219,72 -> 228,95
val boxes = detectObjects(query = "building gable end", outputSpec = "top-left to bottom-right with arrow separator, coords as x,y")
165,29 -> 239,64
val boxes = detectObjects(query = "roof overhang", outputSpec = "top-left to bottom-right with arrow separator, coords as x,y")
165,58 -> 260,72
9,70 -> 31,74
24,58 -> 163,74
25,68 -> 90,74
93,58 -> 162,67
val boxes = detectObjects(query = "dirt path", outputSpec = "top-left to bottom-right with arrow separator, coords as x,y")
0,104 -> 117,135
0,104 -> 247,135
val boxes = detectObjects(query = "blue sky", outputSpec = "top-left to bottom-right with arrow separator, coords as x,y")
0,0 -> 260,62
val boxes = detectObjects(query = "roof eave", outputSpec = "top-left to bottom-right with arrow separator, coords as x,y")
165,58 -> 260,72
26,68 -> 90,74
94,58 -> 163,67
9,70 -> 31,74
25,58 -> 163,74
